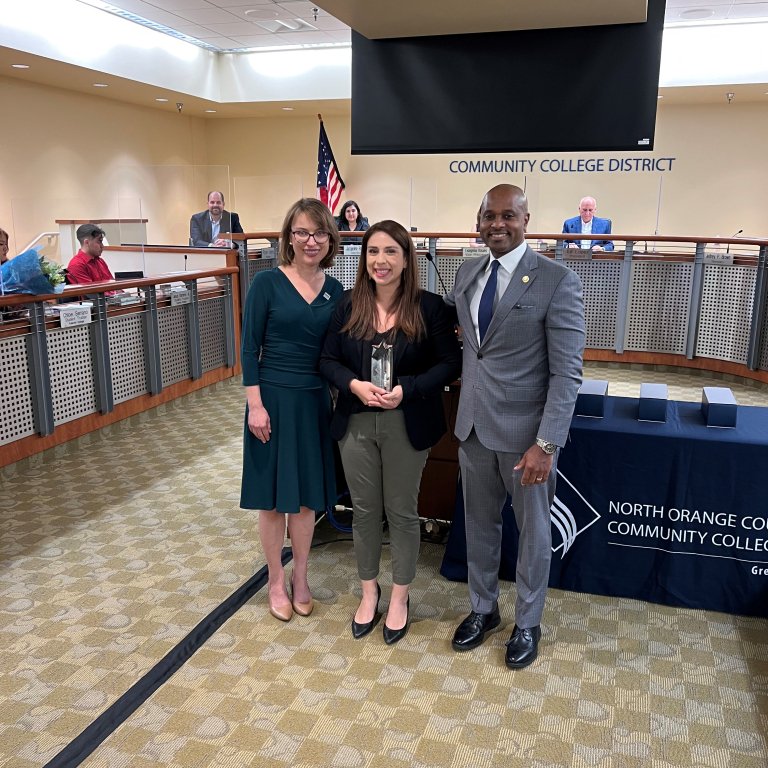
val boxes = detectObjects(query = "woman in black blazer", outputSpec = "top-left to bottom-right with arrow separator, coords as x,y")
336,200 -> 370,232
319,220 -> 461,644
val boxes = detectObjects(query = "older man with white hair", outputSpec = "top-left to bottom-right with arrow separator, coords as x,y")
562,196 -> 614,251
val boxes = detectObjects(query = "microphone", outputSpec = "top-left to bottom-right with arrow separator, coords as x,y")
425,251 -> 448,294
726,229 -> 742,255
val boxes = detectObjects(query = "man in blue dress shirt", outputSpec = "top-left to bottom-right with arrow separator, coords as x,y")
562,196 -> 613,251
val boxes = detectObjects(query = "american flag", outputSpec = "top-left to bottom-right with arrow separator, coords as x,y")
317,121 -> 345,215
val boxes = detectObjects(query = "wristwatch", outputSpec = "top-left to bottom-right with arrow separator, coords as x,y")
536,437 -> 558,455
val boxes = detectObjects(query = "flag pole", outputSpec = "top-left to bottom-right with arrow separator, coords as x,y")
317,114 -> 322,204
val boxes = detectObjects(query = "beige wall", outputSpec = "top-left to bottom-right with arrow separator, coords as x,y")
1,75 -> 766,262
0,77 -> 215,258
211,105 -> 768,241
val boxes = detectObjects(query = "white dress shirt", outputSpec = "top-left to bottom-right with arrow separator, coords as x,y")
580,219 -> 593,249
470,240 -> 528,344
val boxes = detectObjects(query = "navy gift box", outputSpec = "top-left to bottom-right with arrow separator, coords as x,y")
575,379 -> 608,417
701,387 -> 737,427
639,382 -> 668,422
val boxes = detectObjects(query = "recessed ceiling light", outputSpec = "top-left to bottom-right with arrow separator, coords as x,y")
244,7 -> 282,19
205,109 -> 217,113
282,107 -> 294,111
11,64 -> 30,69
93,83 -> 108,88
155,97 -> 169,102
680,8 -> 714,20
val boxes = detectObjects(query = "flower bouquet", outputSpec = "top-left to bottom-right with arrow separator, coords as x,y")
0,248 -> 66,295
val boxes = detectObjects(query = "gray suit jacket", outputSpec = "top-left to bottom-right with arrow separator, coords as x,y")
445,246 -> 585,453
189,210 -> 243,247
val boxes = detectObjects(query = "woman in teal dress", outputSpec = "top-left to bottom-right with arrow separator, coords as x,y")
240,198 -> 343,622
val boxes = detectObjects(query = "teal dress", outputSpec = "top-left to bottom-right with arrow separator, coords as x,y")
240,268 -> 343,513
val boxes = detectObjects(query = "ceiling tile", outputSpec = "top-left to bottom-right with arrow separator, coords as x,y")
312,16 -> 349,32
142,0 -> 214,9
187,35 -> 243,46
275,2 -> 333,16
168,22 -> 222,37
197,21 -> 269,34
224,35 -> 289,46
224,5 -> 299,21
42,0 -> 768,54
169,6 -> 243,23
727,2 -> 768,18
210,0 -> 278,6
324,29 -> 351,42
100,0 -> 167,13
269,30 -> 333,44
103,0 -> 198,27
309,16 -> 348,30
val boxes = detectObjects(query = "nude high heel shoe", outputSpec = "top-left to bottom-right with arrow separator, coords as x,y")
268,594 -> 293,622
290,576 -> 314,617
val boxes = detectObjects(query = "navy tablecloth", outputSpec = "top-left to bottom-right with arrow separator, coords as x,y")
441,397 -> 768,617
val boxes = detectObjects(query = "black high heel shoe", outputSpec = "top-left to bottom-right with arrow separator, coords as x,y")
383,596 -> 410,645
351,584 -> 381,639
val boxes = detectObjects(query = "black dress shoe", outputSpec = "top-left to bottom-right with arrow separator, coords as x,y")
351,584 -> 381,639
383,597 -> 409,645
505,625 -> 541,669
451,607 -> 501,652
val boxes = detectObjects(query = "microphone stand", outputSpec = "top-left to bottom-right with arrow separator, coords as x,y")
425,251 -> 448,294
725,229 -> 742,255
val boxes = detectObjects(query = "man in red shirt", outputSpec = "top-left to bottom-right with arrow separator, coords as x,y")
67,224 -> 116,287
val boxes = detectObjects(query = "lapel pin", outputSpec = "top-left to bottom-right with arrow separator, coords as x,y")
522,275 -> 530,283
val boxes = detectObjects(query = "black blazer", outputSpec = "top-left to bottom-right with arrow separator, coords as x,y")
189,210 -> 243,247
337,216 -> 370,232
319,290 -> 461,450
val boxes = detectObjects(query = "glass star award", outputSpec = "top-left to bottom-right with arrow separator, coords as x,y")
371,341 -> 394,391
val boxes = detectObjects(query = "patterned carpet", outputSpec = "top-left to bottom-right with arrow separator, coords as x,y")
1,366 -> 767,768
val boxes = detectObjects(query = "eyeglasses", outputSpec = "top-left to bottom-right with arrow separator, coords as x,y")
291,229 -> 330,244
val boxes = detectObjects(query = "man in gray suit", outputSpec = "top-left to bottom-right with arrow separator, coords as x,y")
189,190 -> 243,247
445,184 -> 585,669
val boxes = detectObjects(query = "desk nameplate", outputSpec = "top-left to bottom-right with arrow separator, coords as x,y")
564,248 -> 593,260
703,251 -> 734,265
170,288 -> 192,307
462,246 -> 490,259
59,306 -> 92,328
